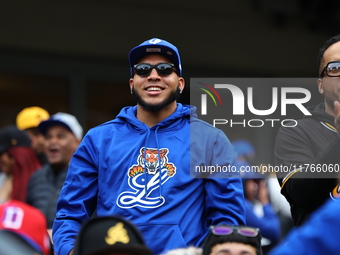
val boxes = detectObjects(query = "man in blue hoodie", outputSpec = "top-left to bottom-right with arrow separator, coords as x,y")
52,38 -> 246,255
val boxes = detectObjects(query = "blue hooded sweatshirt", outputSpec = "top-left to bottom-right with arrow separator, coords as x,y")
268,198 -> 340,255
52,104 -> 245,255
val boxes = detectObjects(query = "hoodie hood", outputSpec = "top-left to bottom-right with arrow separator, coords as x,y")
115,103 -> 194,132
304,103 -> 334,123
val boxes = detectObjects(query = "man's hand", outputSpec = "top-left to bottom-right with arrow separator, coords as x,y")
47,229 -> 53,244
257,180 -> 269,205
334,101 -> 340,138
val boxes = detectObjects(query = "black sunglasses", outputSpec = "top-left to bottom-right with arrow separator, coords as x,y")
133,63 -> 177,77
210,225 -> 260,238
320,61 -> 340,78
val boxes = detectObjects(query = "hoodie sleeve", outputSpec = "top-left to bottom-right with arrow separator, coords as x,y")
204,130 -> 246,227
52,130 -> 99,255
268,198 -> 340,255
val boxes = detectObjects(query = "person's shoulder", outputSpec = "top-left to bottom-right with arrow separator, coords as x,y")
30,164 -> 49,179
278,102 -> 331,133
86,118 -> 123,134
190,116 -> 220,130
297,117 -> 320,126
190,117 -> 227,139
188,104 -> 222,129
190,117 -> 230,145
28,165 -> 51,190
96,118 -> 122,128
277,117 -> 320,136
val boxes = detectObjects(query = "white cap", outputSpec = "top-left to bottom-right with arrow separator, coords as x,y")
38,112 -> 83,140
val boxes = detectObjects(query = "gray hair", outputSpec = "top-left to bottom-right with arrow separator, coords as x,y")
161,246 -> 203,255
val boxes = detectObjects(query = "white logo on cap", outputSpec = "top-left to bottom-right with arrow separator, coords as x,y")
149,39 -> 162,44
2,206 -> 24,229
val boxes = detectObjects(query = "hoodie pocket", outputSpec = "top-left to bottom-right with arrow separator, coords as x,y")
137,223 -> 187,254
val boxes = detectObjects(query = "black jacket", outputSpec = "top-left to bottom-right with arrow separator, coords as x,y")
274,103 -> 340,226
26,164 -> 68,228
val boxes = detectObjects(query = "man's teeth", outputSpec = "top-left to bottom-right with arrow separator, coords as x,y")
147,87 -> 162,91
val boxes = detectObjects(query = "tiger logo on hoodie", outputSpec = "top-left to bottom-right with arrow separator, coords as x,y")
117,147 -> 177,208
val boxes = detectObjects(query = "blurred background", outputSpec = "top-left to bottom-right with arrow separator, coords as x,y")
0,0 -> 339,164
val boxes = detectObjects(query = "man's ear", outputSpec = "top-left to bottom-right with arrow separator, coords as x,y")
178,77 -> 185,93
317,78 -> 324,94
129,78 -> 134,93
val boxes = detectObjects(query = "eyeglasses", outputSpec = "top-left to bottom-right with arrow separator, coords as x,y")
320,61 -> 340,78
210,225 -> 259,238
133,63 -> 177,77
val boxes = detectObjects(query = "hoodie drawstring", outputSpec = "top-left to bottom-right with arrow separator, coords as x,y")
143,126 -> 162,199
143,128 -> 151,194
154,126 -> 162,197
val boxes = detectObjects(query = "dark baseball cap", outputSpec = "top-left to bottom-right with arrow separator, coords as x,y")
0,125 -> 31,154
73,216 -> 153,255
129,38 -> 182,77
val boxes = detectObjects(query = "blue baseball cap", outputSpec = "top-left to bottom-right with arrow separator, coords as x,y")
128,38 -> 182,77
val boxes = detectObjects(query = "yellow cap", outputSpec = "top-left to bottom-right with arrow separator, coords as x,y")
16,106 -> 50,130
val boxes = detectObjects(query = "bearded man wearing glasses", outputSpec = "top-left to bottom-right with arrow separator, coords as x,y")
274,34 -> 340,227
52,38 -> 246,255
